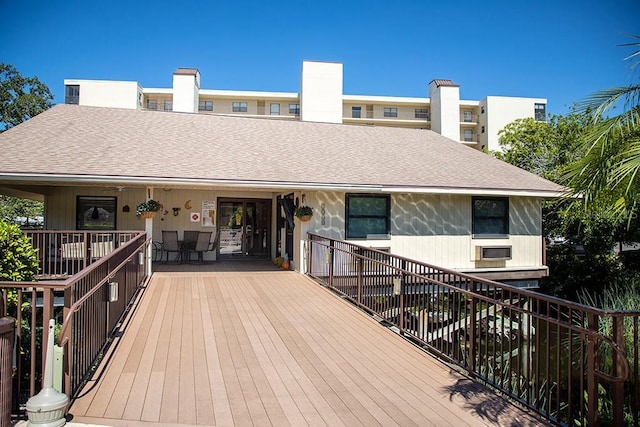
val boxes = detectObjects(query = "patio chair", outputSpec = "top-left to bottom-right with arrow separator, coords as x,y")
161,230 -> 181,262
188,231 -> 218,262
183,230 -> 199,251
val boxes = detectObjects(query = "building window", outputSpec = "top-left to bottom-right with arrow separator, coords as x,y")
76,196 -> 117,230
232,101 -> 248,112
346,194 -> 391,239
415,108 -> 429,119
481,106 -> 485,114
463,129 -> 474,142
534,103 -> 546,121
352,106 -> 362,118
164,100 -> 173,111
146,99 -> 158,110
270,103 -> 280,115
463,110 -> 473,122
383,107 -> 398,118
198,100 -> 213,111
481,125 -> 485,133
65,85 -> 80,104
289,103 -> 300,116
472,197 -> 509,236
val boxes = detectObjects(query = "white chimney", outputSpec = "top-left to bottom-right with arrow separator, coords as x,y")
172,68 -> 200,113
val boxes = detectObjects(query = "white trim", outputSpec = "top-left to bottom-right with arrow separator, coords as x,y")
0,173 -> 566,198
343,94 -> 429,104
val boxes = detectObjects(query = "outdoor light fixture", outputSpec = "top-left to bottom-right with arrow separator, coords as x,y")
108,281 -> 118,303
138,251 -> 144,265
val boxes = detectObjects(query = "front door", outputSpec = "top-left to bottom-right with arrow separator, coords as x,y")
218,199 -> 271,259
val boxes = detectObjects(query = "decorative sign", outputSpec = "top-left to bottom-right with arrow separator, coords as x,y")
202,200 -> 216,227
190,212 -> 201,222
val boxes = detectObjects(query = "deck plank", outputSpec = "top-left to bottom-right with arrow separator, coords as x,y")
70,263 -> 545,427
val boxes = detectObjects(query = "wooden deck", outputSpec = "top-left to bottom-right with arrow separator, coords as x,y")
69,262 -> 545,426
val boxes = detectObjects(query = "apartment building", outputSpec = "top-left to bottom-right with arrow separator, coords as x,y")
64,61 -> 547,152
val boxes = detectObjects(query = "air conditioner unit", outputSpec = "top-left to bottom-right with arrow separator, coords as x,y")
475,246 -> 512,261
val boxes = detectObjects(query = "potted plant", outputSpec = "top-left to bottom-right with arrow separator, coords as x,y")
294,205 -> 313,222
136,199 -> 162,219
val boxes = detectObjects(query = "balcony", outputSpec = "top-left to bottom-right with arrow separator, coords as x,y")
345,109 -> 430,122
460,113 -> 478,123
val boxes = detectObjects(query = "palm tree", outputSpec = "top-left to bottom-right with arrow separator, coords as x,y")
565,35 -> 640,219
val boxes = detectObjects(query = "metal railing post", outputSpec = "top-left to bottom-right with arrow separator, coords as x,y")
398,272 -> 405,333
356,256 -> 363,305
612,315 -> 625,425
587,313 -> 599,426
469,280 -> 478,375
328,240 -> 334,289
0,318 -> 15,427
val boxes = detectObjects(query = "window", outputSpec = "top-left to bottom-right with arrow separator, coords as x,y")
352,106 -> 362,118
76,196 -> 117,230
65,85 -> 80,104
146,99 -> 157,110
232,101 -> 248,112
463,110 -> 473,122
289,103 -> 300,115
415,108 -> 429,119
481,106 -> 485,114
164,100 -> 173,111
198,100 -> 213,111
481,125 -> 485,133
346,194 -> 391,239
270,103 -> 280,115
472,197 -> 509,236
463,129 -> 474,142
534,103 -> 546,121
383,107 -> 398,118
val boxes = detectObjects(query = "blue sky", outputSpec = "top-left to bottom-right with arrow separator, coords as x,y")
1,0 -> 638,115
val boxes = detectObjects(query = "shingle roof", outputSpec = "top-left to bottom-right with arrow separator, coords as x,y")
0,105 -> 564,195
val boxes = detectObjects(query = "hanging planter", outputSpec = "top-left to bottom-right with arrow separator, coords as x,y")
139,211 -> 157,219
294,205 -> 313,222
136,199 -> 162,218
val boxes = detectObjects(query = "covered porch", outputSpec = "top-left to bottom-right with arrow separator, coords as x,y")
67,264 -> 540,426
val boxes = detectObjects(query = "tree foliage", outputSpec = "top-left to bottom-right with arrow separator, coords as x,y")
0,219 -> 39,281
0,195 -> 43,224
564,35 -> 640,220
0,63 -> 53,132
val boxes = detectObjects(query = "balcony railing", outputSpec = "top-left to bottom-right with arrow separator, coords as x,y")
0,230 -> 150,417
305,233 -> 640,427
346,110 -> 430,122
461,113 -> 478,123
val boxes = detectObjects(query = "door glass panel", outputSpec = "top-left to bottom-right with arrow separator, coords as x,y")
219,201 -> 244,256
219,199 -> 271,258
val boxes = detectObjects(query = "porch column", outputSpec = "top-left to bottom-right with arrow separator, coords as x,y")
145,187 -> 154,276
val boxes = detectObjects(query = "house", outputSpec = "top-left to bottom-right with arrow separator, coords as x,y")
63,61 -> 547,152
0,101 -> 563,288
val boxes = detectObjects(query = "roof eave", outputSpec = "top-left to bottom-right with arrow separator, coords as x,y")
0,173 -> 567,198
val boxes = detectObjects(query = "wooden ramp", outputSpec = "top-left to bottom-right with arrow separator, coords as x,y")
69,268 -> 545,426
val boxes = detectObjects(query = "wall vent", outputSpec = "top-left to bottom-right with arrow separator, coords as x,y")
475,246 -> 512,261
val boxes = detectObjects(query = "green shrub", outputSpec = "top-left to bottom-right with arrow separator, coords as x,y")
0,219 -> 38,281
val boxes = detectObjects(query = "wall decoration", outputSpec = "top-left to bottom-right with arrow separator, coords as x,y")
190,212 -> 201,222
202,200 -> 216,227
77,196 -> 117,230
185,199 -> 192,209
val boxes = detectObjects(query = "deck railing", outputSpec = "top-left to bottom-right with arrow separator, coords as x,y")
306,233 -> 640,427
0,230 -> 150,416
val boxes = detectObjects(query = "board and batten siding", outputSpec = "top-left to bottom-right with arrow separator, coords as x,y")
297,191 -> 543,271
